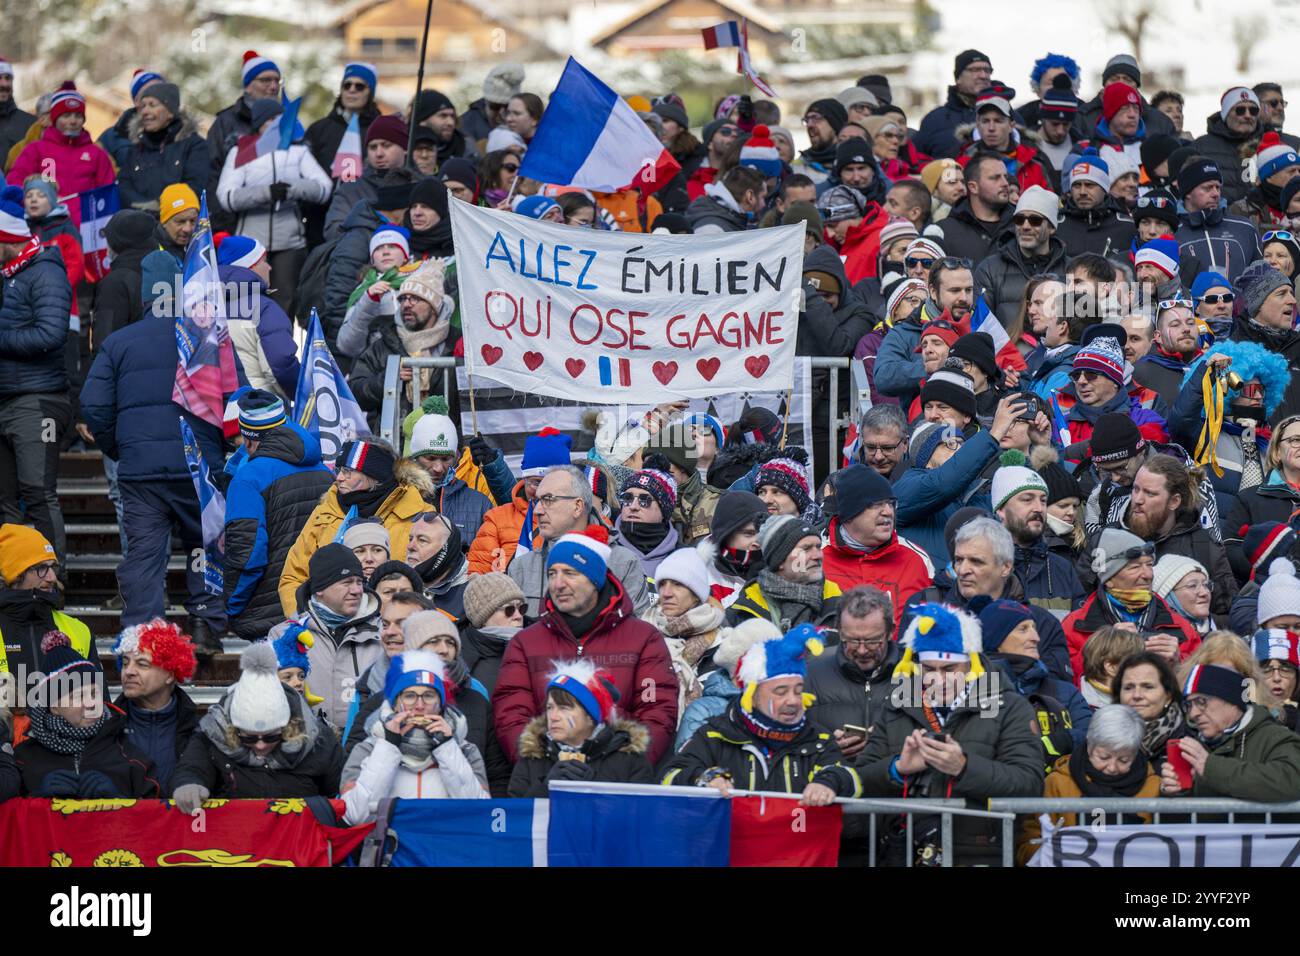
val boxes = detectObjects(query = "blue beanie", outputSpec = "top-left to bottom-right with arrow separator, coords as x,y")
516,195 -> 561,221
272,624 -> 313,676
131,69 -> 165,102
237,388 -> 287,442
968,594 -> 1035,654
686,413 -> 725,449
521,427 -> 572,477
547,527 -> 611,591
1191,271 -> 1232,302
241,50 -> 280,87
384,650 -> 447,707
342,61 -> 378,93
216,234 -> 267,269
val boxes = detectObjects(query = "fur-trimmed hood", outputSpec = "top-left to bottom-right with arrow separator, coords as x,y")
128,111 -> 199,148
516,714 -> 650,760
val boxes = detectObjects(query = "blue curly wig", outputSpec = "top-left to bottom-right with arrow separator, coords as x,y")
1030,54 -> 1081,91
1185,340 -> 1291,419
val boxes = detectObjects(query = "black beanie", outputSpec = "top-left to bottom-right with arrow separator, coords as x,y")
369,558 -> 423,590
833,464 -> 896,522
440,157 -> 479,197
104,209 -> 157,254
1282,176 -> 1300,216
954,49 -> 992,79
1089,413 -> 1145,464
337,439 -> 396,483
1176,158 -> 1221,198
710,490 -> 768,545
375,181 -> 416,211
1031,447 -> 1083,504
414,88 -> 455,123
806,98 -> 847,134
919,362 -> 978,420
727,407 -> 782,448
1165,145 -> 1198,180
835,137 -> 876,174
950,331 -> 1000,384
409,177 -> 450,220
1139,134 -> 1180,176
858,74 -> 892,105
308,543 -> 365,594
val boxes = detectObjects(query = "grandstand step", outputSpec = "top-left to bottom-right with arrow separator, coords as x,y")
94,636 -> 248,654
58,450 -> 107,481
65,554 -> 187,572
56,479 -> 112,496
101,652 -> 243,685
65,522 -> 120,535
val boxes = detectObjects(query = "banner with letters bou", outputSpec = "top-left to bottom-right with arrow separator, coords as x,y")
1029,819 -> 1300,866
451,201 -> 804,404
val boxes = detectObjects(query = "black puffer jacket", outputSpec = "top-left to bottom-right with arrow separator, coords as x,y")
805,641 -> 903,734
686,185 -> 750,233
798,245 -> 873,358
1054,195 -> 1135,259
460,626 -> 516,796
0,245 -> 71,398
223,423 -> 335,639
116,113 -> 209,211
15,705 -> 161,798
0,97 -> 34,163
170,685 -> 343,800
935,198 -> 1014,264
974,231 -> 1069,327
661,705 -> 862,796
507,715 -> 656,797
1192,114 -> 1261,205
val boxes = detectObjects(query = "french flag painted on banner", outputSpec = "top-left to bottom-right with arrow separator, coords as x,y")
598,355 -> 631,388
702,21 -> 742,49
517,58 -> 680,195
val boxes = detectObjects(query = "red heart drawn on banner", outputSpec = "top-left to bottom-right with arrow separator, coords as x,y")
523,352 -> 545,371
696,357 -> 721,381
565,358 -> 586,378
744,355 -> 770,378
653,361 -> 679,386
480,344 -> 503,366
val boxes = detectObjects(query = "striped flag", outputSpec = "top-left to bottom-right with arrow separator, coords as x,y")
179,416 -> 225,596
234,95 -> 302,167
738,20 -> 777,98
1049,394 -> 1071,449
516,500 -> 536,555
597,355 -> 632,389
76,183 -> 119,282
331,112 -> 363,181
173,192 -> 238,429
701,21 -> 742,49
294,308 -> 371,465
973,295 -> 1027,371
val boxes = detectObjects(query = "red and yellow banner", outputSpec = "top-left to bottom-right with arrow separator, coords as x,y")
0,798 -> 372,867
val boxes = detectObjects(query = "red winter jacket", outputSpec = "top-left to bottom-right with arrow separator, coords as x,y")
838,202 -> 889,284
1061,590 -> 1202,687
491,575 -> 678,765
686,164 -> 718,203
822,520 -> 933,624
8,127 -> 116,196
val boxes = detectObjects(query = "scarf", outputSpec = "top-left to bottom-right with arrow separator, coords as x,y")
738,702 -> 806,743
1045,513 -> 1074,537
1,237 -> 43,278
1196,706 -> 1251,749
800,141 -> 838,170
757,568 -> 824,628
1164,590 -> 1211,634
649,602 -> 724,639
347,265 -> 405,308
309,596 -> 351,632
407,217 -> 454,258
621,519 -> 670,555
1244,317 -> 1296,350
717,545 -> 760,580
476,625 -> 519,645
395,315 -> 450,357
1106,585 -> 1152,615
838,523 -> 875,553
337,477 -> 397,518
1070,387 -> 1129,425
444,655 -> 471,690
26,706 -> 109,757
1142,702 -> 1185,757
416,529 -> 465,586
1067,746 -> 1150,797
559,582 -> 613,639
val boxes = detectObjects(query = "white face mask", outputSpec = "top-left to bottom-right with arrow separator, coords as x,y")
1045,513 -> 1074,536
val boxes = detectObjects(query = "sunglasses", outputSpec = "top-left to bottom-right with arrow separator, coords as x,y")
619,492 -> 656,509
937,256 -> 973,269
498,602 -> 527,618
904,256 -> 936,269
1157,298 -> 1194,310
341,81 -> 369,91
1013,214 -> 1048,227
1069,368 -> 1106,381
237,731 -> 283,746
1232,105 -> 1260,117
1200,292 -> 1234,304
1264,230 -> 1296,244
1116,543 -> 1157,562
1136,196 -> 1174,209
502,162 -> 520,172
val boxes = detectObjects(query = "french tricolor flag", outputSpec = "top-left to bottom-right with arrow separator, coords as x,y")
973,295 -> 1027,373
331,112 -> 363,182
702,21 -> 742,49
598,355 -> 631,388
517,58 -> 680,195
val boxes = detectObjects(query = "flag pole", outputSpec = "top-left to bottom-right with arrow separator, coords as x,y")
467,370 -> 479,436
779,386 -> 792,450
407,0 -> 435,164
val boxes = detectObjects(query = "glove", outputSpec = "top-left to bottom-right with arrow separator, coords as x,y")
268,182 -> 290,203
34,769 -> 81,797
466,433 -> 497,468
76,770 -> 117,798
547,758 -> 595,783
173,783 -> 210,814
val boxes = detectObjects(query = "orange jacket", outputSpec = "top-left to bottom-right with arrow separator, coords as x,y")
468,479 -> 531,574
593,189 -> 662,233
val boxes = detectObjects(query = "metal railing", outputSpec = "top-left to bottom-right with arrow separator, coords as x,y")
379,355 -> 863,474
988,798 -> 1300,867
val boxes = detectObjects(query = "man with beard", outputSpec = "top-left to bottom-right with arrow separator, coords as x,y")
1079,454 -> 1237,617
794,98 -> 846,183
822,465 -> 932,620
936,153 -> 1014,264
406,513 -> 470,623
875,259 -> 976,410
0,525 -> 89,675
1134,297 -> 1203,408
412,88 -> 479,166
992,457 -> 1084,622
1055,329 -> 1168,455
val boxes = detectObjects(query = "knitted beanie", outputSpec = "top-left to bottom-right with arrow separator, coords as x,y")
754,458 -> 812,514
548,525 -> 612,590
369,223 -> 411,260
463,572 -> 526,629
241,50 -> 280,86
1238,260 -> 1292,317
1102,82 -> 1140,122
1258,558 -> 1300,627
919,363 -> 978,420
229,642 -> 291,733
968,594 -> 1034,654
342,517 -> 391,555
1256,132 -> 1300,182
756,514 -> 818,571
337,439 -> 396,483
1089,413 -> 1145,463
1182,663 -> 1249,708
990,450 -> 1049,510
1151,554 -> 1208,602
1071,335 -> 1125,386
1241,523 -> 1298,581
654,547 -> 712,604
1092,527 -> 1152,585
739,125 -> 782,178
521,427 -> 573,477
1134,235 -> 1180,279
619,466 -> 678,518
1220,86 -> 1260,122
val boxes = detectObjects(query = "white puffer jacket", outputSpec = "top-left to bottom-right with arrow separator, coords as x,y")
217,142 -> 332,250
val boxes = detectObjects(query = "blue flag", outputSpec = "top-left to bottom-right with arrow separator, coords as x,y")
516,500 -> 535,555
294,308 -> 371,466
278,94 -> 303,150
386,799 -> 549,867
546,783 -> 731,866
179,416 -> 225,595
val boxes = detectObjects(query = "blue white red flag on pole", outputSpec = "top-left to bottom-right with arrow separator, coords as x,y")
517,58 -> 680,195
174,192 -> 238,429
973,295 -> 1026,370
331,111 -> 363,181
234,95 -> 302,167
701,20 -> 742,49
1050,394 -> 1072,448
294,308 -> 371,466
179,416 -> 225,595
76,183 -> 119,282
738,20 -> 777,98
516,500 -> 535,556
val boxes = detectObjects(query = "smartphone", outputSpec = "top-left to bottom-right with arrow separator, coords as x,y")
1165,740 -> 1194,790
840,724 -> 868,739
1016,392 -> 1039,422
924,730 -> 949,743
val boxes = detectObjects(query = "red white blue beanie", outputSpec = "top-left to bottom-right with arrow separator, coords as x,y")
338,439 -> 396,483
547,525 -> 612,590
342,61 -> 378,93
1256,131 -> 1300,181
1220,86 -> 1260,122
0,185 -> 32,243
1252,628 -> 1300,667
384,649 -> 447,707
369,223 -> 410,260
974,84 -> 1013,117
1071,335 -> 1125,386
1135,234 -> 1179,279
739,125 -> 782,178
756,457 -> 812,513
619,467 -> 678,517
49,82 -> 85,123
1182,662 -> 1249,708
215,233 -> 267,269
241,50 -> 280,87
131,69 -> 165,101
547,658 -> 620,724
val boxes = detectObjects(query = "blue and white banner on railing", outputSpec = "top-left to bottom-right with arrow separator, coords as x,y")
1029,819 -> 1300,867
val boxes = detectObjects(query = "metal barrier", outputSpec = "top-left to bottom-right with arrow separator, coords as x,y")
988,798 -> 1300,867
378,355 -> 861,473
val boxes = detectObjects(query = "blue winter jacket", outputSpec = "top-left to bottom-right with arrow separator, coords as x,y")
79,314 -> 228,482
914,86 -> 976,159
1026,343 -> 1078,405
430,475 -> 494,545
675,669 -> 740,752
894,430 -> 999,563
0,246 -> 71,397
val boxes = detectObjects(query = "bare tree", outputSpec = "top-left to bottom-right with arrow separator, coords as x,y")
1094,0 -> 1164,63
1232,14 -> 1268,73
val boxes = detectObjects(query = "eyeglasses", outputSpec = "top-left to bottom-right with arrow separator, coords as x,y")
1232,106 -> 1260,117
498,602 -> 527,618
534,494 -> 579,508
399,690 -> 442,706
1013,214 -> 1048,227
341,81 -> 369,91
1263,661 -> 1296,675
237,731 -> 283,746
863,440 -> 904,455
842,637 -> 888,650
718,125 -> 741,136
30,562 -> 58,579
1184,695 -> 1213,714
619,492 -> 655,509
904,256 -> 935,270
1264,99 -> 1288,109
1174,578 -> 1214,595
1279,436 -> 1300,448
1264,230 -> 1296,244
502,162 -> 520,172
1200,292 -> 1234,304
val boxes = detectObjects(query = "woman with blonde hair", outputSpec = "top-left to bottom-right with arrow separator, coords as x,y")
1079,625 -> 1145,708
1177,631 -> 1267,703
